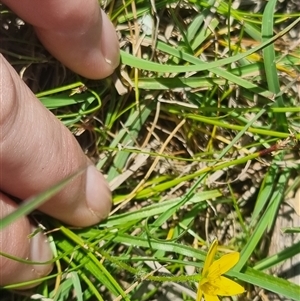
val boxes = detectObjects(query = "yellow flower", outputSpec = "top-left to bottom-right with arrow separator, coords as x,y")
196,239 -> 245,301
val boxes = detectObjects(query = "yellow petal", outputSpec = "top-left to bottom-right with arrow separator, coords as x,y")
203,293 -> 220,301
202,239 -> 218,276
201,279 -> 220,295
202,276 -> 245,296
195,287 -> 203,301
208,252 -> 240,278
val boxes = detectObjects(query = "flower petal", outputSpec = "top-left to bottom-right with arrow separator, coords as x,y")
204,276 -> 245,296
201,279 -> 221,295
202,239 -> 218,276
196,287 -> 203,301
203,293 -> 220,301
208,252 -> 240,278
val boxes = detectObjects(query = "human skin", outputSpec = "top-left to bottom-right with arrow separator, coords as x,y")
0,0 -> 119,287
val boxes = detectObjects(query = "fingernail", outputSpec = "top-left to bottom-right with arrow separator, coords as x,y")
85,165 -> 112,220
30,229 -> 53,277
100,10 -> 120,70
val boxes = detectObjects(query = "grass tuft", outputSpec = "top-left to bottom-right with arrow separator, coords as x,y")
1,0 -> 300,300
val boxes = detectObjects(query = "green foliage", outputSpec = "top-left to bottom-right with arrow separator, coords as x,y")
1,0 -> 300,300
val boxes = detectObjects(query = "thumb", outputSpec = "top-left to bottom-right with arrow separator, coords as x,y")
2,0 -> 120,79
0,54 -> 112,227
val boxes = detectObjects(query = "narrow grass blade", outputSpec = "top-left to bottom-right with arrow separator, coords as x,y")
253,240 -> 300,271
0,168 -> 86,230
120,17 -> 300,73
235,170 -> 290,271
232,266 -> 300,301
262,0 -> 288,131
99,103 -> 153,181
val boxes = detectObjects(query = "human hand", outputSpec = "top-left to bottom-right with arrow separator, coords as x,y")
0,0 -> 119,288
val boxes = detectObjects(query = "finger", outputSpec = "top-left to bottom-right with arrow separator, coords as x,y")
2,0 -> 120,79
0,54 -> 112,227
0,193 -> 53,287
